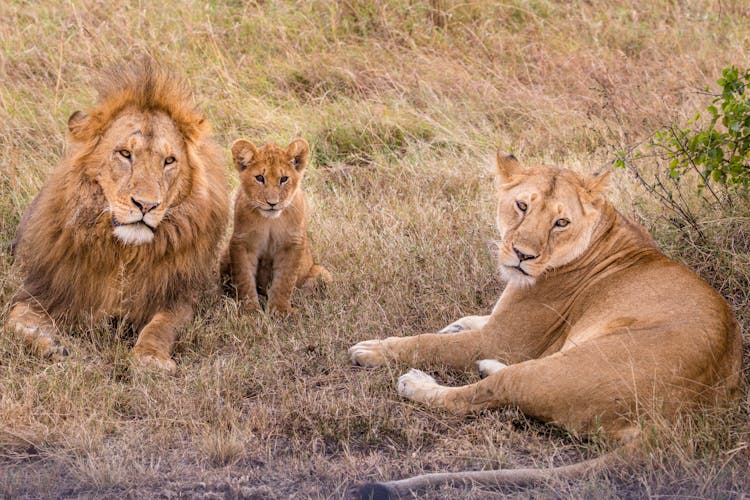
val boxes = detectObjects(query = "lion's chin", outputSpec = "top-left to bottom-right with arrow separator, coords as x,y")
259,209 -> 282,219
113,223 -> 155,245
500,265 -> 537,288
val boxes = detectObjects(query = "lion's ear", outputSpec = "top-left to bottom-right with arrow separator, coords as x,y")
231,139 -> 257,172
67,111 -> 89,141
286,139 -> 310,172
496,152 -> 521,183
585,171 -> 611,196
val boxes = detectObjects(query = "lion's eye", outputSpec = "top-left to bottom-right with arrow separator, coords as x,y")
516,200 -> 528,212
164,156 -> 176,166
255,175 -> 265,184
280,176 -> 289,185
555,218 -> 570,228
118,149 -> 131,159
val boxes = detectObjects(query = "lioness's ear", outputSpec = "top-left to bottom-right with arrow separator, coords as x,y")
67,111 -> 89,141
496,151 -> 521,183
231,139 -> 257,172
286,139 -> 310,172
585,171 -> 611,196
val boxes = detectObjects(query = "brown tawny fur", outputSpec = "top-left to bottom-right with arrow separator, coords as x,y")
7,59 -> 229,371
223,139 -> 331,316
350,153 -> 742,496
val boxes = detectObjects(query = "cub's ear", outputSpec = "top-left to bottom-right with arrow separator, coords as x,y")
585,171 -> 611,196
67,111 -> 89,141
231,139 -> 258,172
496,151 -> 521,183
286,139 -> 310,172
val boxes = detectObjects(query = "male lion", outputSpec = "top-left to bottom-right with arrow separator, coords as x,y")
223,139 -> 331,316
349,153 -> 742,496
6,60 -> 229,371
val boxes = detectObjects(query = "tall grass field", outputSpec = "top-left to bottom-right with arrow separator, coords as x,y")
1,1 -> 749,497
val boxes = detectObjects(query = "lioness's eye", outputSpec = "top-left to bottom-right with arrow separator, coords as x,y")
164,156 -> 176,166
555,218 -> 570,228
280,176 -> 289,184
118,149 -> 131,159
516,200 -> 528,212
255,175 -> 265,184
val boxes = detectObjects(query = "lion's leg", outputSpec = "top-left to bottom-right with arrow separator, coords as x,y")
350,329 -> 500,371
6,302 -> 67,359
132,302 -> 193,372
297,264 -> 332,291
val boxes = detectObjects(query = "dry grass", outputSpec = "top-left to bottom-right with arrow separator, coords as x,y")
1,0 -> 749,497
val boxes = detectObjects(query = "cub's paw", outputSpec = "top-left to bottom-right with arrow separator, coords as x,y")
268,301 -> 296,317
349,339 -> 389,367
476,359 -> 508,378
239,300 -> 262,315
397,368 -> 444,404
131,347 -> 176,373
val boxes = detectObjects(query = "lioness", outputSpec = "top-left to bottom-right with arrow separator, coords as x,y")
6,60 -> 229,372
223,139 -> 331,316
349,153 -> 742,495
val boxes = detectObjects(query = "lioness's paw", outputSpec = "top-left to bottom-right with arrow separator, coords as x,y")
438,323 -> 465,334
349,339 -> 388,367
131,349 -> 176,373
476,359 -> 508,378
397,368 -> 444,403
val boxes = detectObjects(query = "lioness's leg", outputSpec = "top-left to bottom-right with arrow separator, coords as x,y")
6,302 -> 67,359
439,315 -> 491,333
349,329 -> 500,371
397,331 -> 697,436
132,302 -> 193,372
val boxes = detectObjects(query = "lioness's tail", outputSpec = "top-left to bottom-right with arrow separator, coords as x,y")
355,448 -> 628,499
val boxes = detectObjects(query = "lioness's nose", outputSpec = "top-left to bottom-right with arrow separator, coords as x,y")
131,197 -> 160,214
513,246 -> 537,261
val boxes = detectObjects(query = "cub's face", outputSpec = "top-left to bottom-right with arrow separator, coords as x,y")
231,139 -> 309,219
70,108 -> 189,245
494,154 -> 609,286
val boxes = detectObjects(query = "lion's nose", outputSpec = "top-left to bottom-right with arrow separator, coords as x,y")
513,246 -> 537,262
267,201 -> 278,207
131,197 -> 160,214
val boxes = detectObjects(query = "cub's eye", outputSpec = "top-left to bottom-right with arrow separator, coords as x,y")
516,200 -> 528,212
555,218 -> 570,228
164,156 -> 176,166
280,176 -> 289,185
118,149 -> 131,159
255,175 -> 265,184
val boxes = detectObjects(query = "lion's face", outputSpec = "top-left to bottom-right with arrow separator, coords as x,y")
494,154 -> 609,285
231,139 -> 309,219
86,108 -> 189,245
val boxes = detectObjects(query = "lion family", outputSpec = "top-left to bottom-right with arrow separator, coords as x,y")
5,61 -> 742,494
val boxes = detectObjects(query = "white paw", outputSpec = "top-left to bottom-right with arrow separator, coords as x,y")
476,359 -> 508,378
349,339 -> 387,367
438,323 -> 465,334
397,368 -> 445,404
438,315 -> 490,333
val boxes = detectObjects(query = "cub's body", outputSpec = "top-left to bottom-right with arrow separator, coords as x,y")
226,140 -> 330,315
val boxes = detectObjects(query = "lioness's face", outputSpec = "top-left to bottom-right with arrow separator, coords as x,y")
494,155 -> 607,285
92,108 -> 188,245
231,139 -> 309,219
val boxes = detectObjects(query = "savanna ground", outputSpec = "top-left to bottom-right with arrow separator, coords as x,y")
1,0 -> 749,497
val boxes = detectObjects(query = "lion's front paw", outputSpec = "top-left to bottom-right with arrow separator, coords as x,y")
397,368 -> 445,404
348,339 -> 390,367
131,347 -> 176,373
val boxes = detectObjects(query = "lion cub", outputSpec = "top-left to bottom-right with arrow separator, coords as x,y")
226,139 -> 331,315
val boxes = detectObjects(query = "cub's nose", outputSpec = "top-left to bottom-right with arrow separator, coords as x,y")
513,246 -> 537,262
131,197 -> 160,214
267,201 -> 278,208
